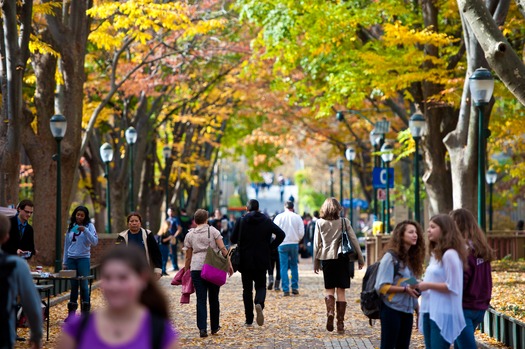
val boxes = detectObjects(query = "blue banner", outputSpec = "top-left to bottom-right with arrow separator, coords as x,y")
372,167 -> 394,189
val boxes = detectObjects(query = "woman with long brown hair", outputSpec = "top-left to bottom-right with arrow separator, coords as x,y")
374,220 -> 425,349
450,208 -> 493,349
313,198 -> 364,334
417,214 -> 468,348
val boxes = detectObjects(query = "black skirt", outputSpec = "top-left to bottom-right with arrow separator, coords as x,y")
321,255 -> 353,289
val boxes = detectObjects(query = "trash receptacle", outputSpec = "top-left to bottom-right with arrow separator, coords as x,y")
373,221 -> 383,236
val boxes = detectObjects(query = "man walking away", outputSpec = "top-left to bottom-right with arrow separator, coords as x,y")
273,201 -> 305,296
0,213 -> 43,349
230,200 -> 285,327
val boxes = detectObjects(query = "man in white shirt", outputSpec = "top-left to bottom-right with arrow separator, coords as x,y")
273,201 -> 305,296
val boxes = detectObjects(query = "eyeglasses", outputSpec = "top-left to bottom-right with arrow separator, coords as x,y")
22,209 -> 34,215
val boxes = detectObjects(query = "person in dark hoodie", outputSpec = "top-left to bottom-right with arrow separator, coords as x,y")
230,199 -> 285,327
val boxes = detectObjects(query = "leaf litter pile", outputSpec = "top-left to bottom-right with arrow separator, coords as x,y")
16,259 -> 524,348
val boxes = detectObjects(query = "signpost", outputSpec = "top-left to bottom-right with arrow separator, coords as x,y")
372,167 -> 394,189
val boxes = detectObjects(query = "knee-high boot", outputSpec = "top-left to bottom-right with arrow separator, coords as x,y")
336,301 -> 347,334
81,302 -> 91,316
65,302 -> 78,322
325,295 -> 335,332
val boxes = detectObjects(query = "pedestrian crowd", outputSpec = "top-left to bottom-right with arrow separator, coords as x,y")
0,194 -> 494,349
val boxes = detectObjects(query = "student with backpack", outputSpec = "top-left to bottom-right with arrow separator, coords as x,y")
417,214 -> 468,348
57,245 -> 179,349
374,220 -> 425,349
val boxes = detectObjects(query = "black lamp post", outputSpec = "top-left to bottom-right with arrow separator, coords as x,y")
345,147 -> 356,226
370,129 -> 382,222
50,114 -> 67,272
125,126 -> 138,213
486,169 -> 497,231
409,112 -> 426,224
100,143 -> 114,234
469,67 -> 495,232
163,144 -> 172,218
381,143 -> 394,234
337,159 -> 344,203
329,164 -> 335,197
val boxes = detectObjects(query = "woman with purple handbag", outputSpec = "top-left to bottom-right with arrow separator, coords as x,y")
183,209 -> 231,338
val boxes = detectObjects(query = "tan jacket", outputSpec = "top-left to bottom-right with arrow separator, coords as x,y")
313,218 -> 365,270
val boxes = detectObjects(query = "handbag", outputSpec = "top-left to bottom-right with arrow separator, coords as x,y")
201,227 -> 229,286
228,218 -> 243,273
338,218 -> 355,257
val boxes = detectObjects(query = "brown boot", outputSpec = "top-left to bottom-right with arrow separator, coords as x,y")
336,301 -> 347,334
325,295 -> 335,332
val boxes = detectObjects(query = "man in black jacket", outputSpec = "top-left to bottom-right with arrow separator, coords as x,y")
230,199 -> 285,327
1,200 -> 36,259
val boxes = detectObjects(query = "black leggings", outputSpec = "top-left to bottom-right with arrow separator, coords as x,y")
268,254 -> 280,281
380,302 -> 414,349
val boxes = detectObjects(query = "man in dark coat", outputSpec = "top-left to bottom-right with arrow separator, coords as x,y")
230,199 -> 285,327
1,200 -> 36,259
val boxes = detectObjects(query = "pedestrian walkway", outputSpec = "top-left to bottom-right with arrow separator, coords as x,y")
165,258 -> 421,348
246,184 -> 298,216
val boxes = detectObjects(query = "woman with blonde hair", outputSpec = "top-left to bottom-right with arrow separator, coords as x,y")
417,214 -> 468,348
313,198 -> 364,334
450,208 -> 493,349
375,220 -> 425,349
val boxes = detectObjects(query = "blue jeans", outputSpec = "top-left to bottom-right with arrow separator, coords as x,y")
191,270 -> 220,331
278,244 -> 299,293
66,258 -> 90,304
422,313 -> 452,349
380,302 -> 413,349
454,309 -> 485,349
159,244 -> 170,274
169,243 -> 179,270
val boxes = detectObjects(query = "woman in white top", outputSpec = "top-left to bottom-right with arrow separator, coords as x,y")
416,214 -> 468,348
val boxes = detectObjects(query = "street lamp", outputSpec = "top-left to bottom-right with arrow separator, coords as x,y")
328,164 -> 335,197
381,143 -> 394,234
345,147 -> 356,227
486,169 -> 497,231
100,143 -> 114,234
50,114 -> 67,272
469,67 -> 494,231
337,159 -> 344,203
162,144 -> 172,218
409,112 -> 426,224
125,126 -> 138,213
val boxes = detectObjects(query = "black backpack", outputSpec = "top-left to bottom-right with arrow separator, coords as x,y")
360,251 -> 399,325
0,253 -> 16,347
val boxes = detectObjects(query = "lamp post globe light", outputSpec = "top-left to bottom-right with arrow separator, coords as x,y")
345,147 -> 356,226
337,158 -> 344,203
50,114 -> 67,272
486,169 -> 498,231
409,112 -> 426,224
469,67 -> 494,232
125,127 -> 138,213
100,143 -> 114,234
381,143 -> 394,234
329,164 -> 335,197
162,145 -> 172,218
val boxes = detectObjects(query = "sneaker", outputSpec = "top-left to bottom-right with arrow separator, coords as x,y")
292,289 -> 299,295
162,272 -> 169,276
199,329 -> 208,338
283,292 -> 290,297
255,304 -> 264,326
211,326 -> 221,335
245,322 -> 253,328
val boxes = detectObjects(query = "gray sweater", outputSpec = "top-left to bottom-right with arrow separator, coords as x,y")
1,250 -> 43,347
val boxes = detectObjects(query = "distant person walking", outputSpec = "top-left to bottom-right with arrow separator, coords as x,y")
0,213 -> 43,349
417,214 -> 468,348
184,209 -> 231,338
273,201 -> 304,296
374,220 -> 425,349
63,206 -> 99,320
58,246 -> 180,349
157,220 -> 172,276
167,208 -> 182,271
1,199 -> 36,259
313,198 -> 365,334
230,199 -> 285,327
450,209 -> 493,349
116,212 -> 163,280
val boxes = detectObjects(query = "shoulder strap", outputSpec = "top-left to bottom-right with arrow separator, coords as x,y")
387,250 -> 401,276
150,313 -> 165,349
238,218 -> 243,246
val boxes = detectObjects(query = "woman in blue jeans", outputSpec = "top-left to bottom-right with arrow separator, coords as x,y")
183,209 -> 231,338
450,209 -> 493,349
157,220 -> 172,276
62,206 -> 98,320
